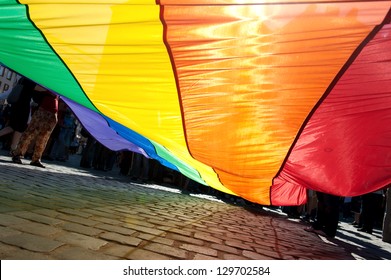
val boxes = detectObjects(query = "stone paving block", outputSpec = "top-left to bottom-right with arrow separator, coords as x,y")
283,255 -> 299,260
56,214 -> 99,226
117,212 -> 145,222
253,238 -> 277,248
165,233 -> 204,246
83,208 -> 122,219
62,222 -> 104,236
0,213 -> 30,226
100,243 -> 136,258
60,197 -> 93,207
200,220 -> 220,226
0,242 -> 53,260
188,222 -> 208,229
0,205 -> 19,213
114,206 -> 142,215
253,246 -> 282,259
122,218 -> 156,228
123,223 -> 165,236
58,208 -> 93,218
204,226 -> 228,234
179,243 -> 218,257
92,216 -> 123,225
224,240 -> 253,251
222,253 -> 249,260
47,198 -> 82,209
223,224 -> 250,234
192,253 -> 220,260
139,212 -> 166,221
32,209 -> 61,218
225,232 -> 255,243
55,232 -> 107,250
126,248 -> 173,260
10,221 -> 62,237
100,232 -> 142,246
95,223 -> 136,236
13,211 -> 64,226
136,233 -> 175,246
52,246 -> 118,260
147,218 -> 181,227
242,250 -> 277,260
211,243 -> 240,254
0,226 -> 21,238
172,215 -> 201,224
194,232 -> 223,244
144,243 -> 188,259
1,232 -> 65,253
157,226 -> 193,237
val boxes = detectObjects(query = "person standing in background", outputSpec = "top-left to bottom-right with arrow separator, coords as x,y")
49,100 -> 76,162
11,85 -> 58,168
383,187 -> 391,243
358,190 -> 385,234
0,76 -> 36,154
305,191 -> 341,238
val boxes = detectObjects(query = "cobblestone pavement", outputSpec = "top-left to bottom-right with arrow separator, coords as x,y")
0,151 -> 390,260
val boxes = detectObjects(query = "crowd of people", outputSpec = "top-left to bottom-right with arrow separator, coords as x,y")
0,77 -> 79,168
1,75 -> 390,245
282,186 -> 390,240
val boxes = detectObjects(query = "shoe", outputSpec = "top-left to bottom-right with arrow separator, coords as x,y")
357,227 -> 372,234
30,161 -> 45,168
12,155 -> 22,164
304,226 -> 326,236
9,150 -> 16,157
304,226 -> 315,232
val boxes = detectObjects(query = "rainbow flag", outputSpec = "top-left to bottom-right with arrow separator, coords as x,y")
1,0 -> 390,205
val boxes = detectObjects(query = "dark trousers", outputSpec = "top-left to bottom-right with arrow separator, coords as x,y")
360,193 -> 383,231
314,192 -> 341,237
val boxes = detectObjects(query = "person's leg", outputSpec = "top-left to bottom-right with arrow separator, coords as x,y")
10,130 -> 22,152
49,138 -> 60,159
313,192 -> 326,230
55,128 -> 67,160
62,128 -> 73,160
80,137 -> 94,168
359,193 -> 382,233
130,153 -> 142,180
383,188 -> 391,243
31,112 -> 57,164
358,194 -> 371,232
141,157 -> 150,182
12,111 -> 41,162
322,194 -> 340,237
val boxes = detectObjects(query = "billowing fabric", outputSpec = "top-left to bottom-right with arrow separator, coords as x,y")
0,0 -> 390,205
61,96 -> 149,158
